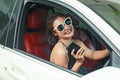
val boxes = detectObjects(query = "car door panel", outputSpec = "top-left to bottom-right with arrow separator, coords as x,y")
0,47 -> 81,80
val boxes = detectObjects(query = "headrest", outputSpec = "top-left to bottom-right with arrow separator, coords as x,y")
27,8 -> 48,29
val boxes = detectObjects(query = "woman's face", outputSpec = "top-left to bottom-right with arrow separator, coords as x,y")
52,16 -> 74,40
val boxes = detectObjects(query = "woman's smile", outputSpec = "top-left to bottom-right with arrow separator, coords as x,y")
64,27 -> 72,35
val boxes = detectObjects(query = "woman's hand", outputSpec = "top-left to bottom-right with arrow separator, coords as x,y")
71,48 -> 85,65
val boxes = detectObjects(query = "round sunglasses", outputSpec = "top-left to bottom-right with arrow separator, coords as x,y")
53,17 -> 72,31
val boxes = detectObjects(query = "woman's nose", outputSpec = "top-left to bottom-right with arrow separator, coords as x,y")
64,24 -> 69,30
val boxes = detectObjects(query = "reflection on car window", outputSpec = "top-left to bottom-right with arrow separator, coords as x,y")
0,11 -> 9,45
90,3 -> 120,34
79,0 -> 120,34
0,11 -> 9,31
0,0 -> 16,45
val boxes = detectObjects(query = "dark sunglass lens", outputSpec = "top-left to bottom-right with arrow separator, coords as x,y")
65,19 -> 71,25
57,24 -> 64,31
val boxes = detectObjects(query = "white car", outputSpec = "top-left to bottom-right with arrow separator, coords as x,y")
0,0 -> 120,80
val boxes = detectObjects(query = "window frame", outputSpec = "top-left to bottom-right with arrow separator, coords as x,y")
15,0 -> 113,76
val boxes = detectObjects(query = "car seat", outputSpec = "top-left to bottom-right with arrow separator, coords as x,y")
23,7 -> 50,61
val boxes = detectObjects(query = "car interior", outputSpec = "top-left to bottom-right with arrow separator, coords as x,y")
23,7 -> 50,61
17,2 -> 110,75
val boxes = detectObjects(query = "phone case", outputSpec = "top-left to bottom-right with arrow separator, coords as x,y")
66,42 -> 80,54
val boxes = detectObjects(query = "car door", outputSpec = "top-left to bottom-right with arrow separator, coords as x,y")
0,0 -> 82,80
0,47 -> 81,80
0,0 -> 12,75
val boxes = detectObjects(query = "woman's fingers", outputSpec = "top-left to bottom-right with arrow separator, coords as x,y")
71,48 -> 85,59
76,48 -> 85,56
71,49 -> 75,56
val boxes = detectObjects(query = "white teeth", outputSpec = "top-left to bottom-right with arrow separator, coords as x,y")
65,29 -> 71,34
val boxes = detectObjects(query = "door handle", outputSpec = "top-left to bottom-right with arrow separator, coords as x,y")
4,66 -> 28,80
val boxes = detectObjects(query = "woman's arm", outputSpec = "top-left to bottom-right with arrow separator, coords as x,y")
50,43 -> 84,72
80,41 -> 109,60
50,45 -> 68,68
90,49 -> 109,60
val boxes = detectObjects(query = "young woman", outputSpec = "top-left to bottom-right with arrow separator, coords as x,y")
46,13 -> 109,74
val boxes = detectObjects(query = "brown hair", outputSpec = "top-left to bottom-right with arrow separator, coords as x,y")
46,13 -> 67,45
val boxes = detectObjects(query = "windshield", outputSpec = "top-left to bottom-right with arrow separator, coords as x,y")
79,0 -> 120,34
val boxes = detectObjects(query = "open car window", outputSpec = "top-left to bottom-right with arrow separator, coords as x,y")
15,1 -> 111,76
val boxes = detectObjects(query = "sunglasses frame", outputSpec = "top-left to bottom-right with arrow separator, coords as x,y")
53,17 -> 72,31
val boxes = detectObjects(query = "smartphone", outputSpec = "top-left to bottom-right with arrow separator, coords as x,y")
67,42 -> 81,54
